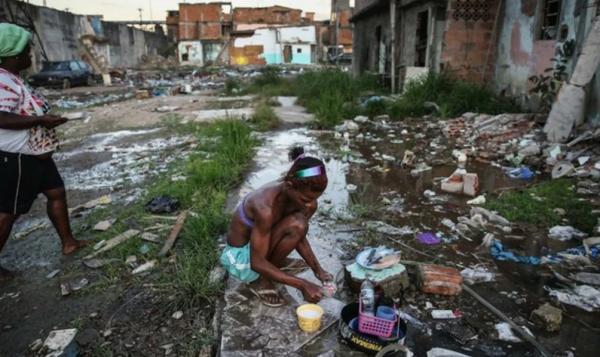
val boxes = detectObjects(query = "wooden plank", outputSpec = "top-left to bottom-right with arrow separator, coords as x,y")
84,229 -> 140,260
158,211 -> 189,257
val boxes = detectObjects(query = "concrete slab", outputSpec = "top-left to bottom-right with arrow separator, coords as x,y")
544,84 -> 586,143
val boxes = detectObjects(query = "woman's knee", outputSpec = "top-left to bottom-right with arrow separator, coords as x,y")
287,213 -> 308,236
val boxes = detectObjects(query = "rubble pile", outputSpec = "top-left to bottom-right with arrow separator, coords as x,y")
443,112 -> 600,181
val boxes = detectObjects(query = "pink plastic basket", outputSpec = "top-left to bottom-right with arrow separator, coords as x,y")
358,301 -> 397,338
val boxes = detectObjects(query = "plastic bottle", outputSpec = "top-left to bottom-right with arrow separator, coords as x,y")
360,276 -> 375,316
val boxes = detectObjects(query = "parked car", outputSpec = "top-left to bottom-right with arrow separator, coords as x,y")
28,60 -> 94,89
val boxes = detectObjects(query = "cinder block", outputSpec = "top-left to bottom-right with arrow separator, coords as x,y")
463,173 -> 479,197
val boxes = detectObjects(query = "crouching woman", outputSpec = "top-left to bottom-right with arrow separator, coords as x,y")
220,148 -> 332,307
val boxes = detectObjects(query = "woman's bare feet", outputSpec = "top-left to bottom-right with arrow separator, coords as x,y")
0,265 -> 15,281
62,239 -> 91,255
248,278 -> 285,307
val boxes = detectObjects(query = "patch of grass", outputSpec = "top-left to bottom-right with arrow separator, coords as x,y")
223,78 -> 245,96
148,119 -> 257,306
389,72 -> 520,119
250,99 -> 281,131
295,69 -> 381,129
485,179 -> 596,234
246,68 -> 381,128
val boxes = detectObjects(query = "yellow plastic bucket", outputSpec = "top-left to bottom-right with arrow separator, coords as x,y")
296,304 -> 324,333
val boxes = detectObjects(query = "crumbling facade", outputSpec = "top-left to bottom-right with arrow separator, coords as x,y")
231,26 -> 317,66
0,0 -> 170,71
329,0 -> 354,58
351,0 -> 600,128
177,2 -> 233,66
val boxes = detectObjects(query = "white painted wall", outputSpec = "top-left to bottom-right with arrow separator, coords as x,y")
178,41 -> 203,65
278,26 -> 317,44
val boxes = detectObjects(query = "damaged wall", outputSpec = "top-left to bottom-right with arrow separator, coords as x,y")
231,26 -> 316,65
233,6 -> 303,27
493,0 -> 600,119
0,0 -> 170,71
352,0 -> 391,75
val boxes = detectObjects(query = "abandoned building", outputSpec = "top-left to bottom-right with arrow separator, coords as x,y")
350,0 -> 600,124
330,0 -> 355,58
176,2 -> 233,66
0,0 -> 170,72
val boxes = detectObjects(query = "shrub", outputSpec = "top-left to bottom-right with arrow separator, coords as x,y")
389,72 -> 520,119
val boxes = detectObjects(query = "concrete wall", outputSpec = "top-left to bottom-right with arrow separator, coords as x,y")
493,0 -> 600,118
178,41 -> 204,65
352,3 -> 390,75
0,0 -> 170,71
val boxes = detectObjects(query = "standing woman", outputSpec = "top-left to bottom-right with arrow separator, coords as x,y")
0,23 -> 87,280
221,147 -> 333,307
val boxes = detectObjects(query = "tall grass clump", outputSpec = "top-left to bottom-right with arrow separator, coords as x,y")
389,72 -> 520,119
295,69 -> 380,129
250,99 -> 281,131
148,119 -> 256,305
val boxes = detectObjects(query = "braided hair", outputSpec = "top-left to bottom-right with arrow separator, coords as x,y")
284,147 -> 328,192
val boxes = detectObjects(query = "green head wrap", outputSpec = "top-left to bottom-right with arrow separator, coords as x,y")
0,23 -> 32,64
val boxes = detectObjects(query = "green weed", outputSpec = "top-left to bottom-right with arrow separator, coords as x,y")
250,99 -> 281,131
485,179 -> 596,234
390,72 -> 520,119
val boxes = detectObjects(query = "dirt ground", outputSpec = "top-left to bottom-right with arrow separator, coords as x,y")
0,87 -> 250,356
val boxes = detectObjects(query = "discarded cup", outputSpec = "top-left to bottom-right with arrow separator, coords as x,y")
376,305 -> 396,321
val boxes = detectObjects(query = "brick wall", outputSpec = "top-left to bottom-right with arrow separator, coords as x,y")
233,6 -> 302,24
178,3 -> 226,40
441,0 -> 501,83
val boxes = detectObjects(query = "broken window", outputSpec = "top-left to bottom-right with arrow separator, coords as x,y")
539,0 -> 562,40
415,10 -> 429,67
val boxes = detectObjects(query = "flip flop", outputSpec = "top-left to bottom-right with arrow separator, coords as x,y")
248,287 -> 286,308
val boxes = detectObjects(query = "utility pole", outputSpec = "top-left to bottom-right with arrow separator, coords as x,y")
138,8 -> 143,26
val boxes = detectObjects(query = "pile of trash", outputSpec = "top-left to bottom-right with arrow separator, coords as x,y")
443,112 -> 600,181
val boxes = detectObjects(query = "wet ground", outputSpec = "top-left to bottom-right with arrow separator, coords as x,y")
1,89 -> 599,356
220,115 -> 600,356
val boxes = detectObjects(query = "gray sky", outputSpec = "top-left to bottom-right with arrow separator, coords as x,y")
26,1 -> 333,21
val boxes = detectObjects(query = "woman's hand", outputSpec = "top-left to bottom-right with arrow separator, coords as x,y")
301,280 -> 323,303
315,268 -> 333,283
38,115 -> 67,129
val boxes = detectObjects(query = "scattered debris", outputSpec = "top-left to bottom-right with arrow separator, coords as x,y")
158,211 -> 189,257
132,260 -> 158,274
431,310 -> 462,319
495,322 -> 531,343
460,267 -> 495,284
42,329 -> 79,357
14,221 -> 48,239
141,232 -> 161,243
84,229 -> 140,259
416,232 -> 441,245
172,311 -> 184,320
547,285 -> 600,312
426,348 -> 470,357
145,196 -> 181,214
71,195 -> 112,214
467,195 -> 486,205
418,264 -> 463,296
548,226 -> 587,241
93,219 -> 116,232
83,258 -> 119,269
46,269 -> 60,279
365,221 -> 414,236
61,278 -> 89,296
530,303 -> 562,332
